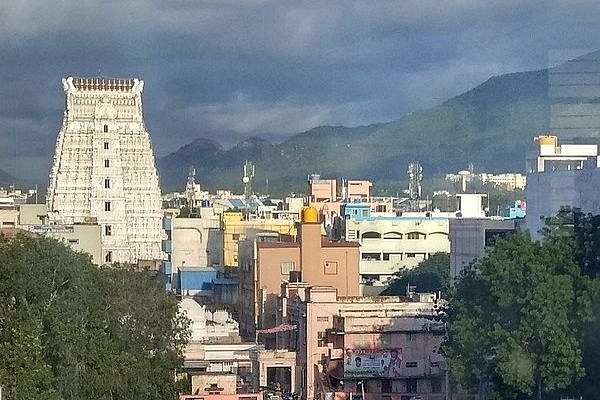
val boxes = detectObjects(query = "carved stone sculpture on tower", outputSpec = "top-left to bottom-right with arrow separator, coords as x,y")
47,77 -> 164,264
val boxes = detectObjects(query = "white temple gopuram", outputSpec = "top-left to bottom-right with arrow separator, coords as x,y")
47,77 -> 163,264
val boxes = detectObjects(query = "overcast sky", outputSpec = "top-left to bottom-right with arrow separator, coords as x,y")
1,0 -> 600,182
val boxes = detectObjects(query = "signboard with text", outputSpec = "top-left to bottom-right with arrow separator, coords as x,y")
343,348 -> 402,378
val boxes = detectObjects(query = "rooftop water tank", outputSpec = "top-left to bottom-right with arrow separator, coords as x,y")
302,206 -> 319,223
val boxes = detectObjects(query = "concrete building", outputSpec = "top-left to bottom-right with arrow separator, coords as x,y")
449,218 -> 521,283
479,173 -> 526,191
26,223 -> 103,265
342,194 -> 490,289
446,171 -> 526,191
181,298 -> 250,393
221,211 -> 296,267
342,202 -> 450,287
238,207 -> 360,343
180,298 -> 241,343
279,284 -> 446,400
161,207 -> 223,291
181,297 -> 293,397
14,204 -> 104,264
525,135 -> 600,239
549,50 -> 600,144
308,175 -> 337,203
47,77 -> 163,264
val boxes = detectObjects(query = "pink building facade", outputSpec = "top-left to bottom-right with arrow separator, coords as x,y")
279,285 -> 447,400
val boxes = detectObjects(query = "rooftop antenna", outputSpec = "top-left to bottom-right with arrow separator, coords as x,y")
242,161 -> 255,218
186,166 -> 198,217
407,162 -> 423,211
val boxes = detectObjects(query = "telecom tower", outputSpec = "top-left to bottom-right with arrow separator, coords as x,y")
242,161 -> 255,218
186,166 -> 199,217
407,162 -> 423,211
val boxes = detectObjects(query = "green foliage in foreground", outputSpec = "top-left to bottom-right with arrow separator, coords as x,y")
445,224 -> 597,400
0,234 -> 190,400
382,252 -> 450,296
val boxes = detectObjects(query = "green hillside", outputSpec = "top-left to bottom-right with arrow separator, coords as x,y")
157,69 -> 549,193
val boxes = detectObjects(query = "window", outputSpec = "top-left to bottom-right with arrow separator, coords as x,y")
407,333 -> 416,341
103,141 -> 109,149
317,331 -> 327,347
362,252 -> 381,261
381,380 -> 392,393
104,159 -> 110,167
406,379 -> 417,392
104,201 -> 111,211
105,251 -> 112,263
361,231 -> 381,239
383,231 -> 402,239
407,232 -> 421,240
324,261 -> 338,275
405,362 -> 418,368
281,261 -> 295,274
104,178 -> 110,188
103,124 -> 108,133
105,225 -> 112,236
431,378 -> 442,393
316,316 -> 329,322
383,253 -> 390,261
232,233 -> 240,240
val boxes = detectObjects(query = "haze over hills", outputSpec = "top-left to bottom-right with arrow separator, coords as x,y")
0,168 -> 16,187
157,69 -> 550,193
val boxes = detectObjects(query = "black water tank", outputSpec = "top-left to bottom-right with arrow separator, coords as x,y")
289,271 -> 302,283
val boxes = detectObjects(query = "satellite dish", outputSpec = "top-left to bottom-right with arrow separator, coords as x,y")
242,176 -> 250,184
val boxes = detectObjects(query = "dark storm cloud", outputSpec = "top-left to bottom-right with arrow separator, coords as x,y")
1,0 -> 600,182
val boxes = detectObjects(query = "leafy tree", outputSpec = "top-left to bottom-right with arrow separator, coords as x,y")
445,230 -> 590,399
0,233 -> 190,400
382,252 -> 449,296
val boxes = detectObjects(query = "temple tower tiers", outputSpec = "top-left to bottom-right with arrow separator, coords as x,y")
47,77 -> 164,264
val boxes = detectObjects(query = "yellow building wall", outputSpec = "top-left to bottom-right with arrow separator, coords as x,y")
221,212 -> 297,267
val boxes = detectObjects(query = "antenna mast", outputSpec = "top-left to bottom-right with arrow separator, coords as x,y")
186,166 -> 199,217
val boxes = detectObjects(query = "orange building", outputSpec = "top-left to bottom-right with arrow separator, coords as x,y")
238,207 -> 360,343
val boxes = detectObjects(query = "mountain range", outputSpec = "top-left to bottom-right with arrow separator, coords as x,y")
0,168 -> 16,187
157,69 -> 550,194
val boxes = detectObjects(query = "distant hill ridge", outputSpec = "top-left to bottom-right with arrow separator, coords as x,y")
157,68 -> 550,193
0,168 -> 16,186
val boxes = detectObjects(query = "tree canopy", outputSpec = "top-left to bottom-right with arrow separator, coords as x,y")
382,252 -> 450,296
0,233 -> 190,400
445,224 -> 596,399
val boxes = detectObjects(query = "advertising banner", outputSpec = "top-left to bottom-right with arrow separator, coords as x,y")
343,348 -> 402,378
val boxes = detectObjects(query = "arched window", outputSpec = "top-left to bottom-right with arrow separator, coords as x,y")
383,231 -> 403,239
361,231 -> 381,239
406,232 -> 424,240
428,232 -> 449,239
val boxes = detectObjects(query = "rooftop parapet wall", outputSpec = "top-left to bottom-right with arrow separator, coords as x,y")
63,77 -> 141,92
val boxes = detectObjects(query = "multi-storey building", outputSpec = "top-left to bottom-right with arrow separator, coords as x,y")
161,206 -> 223,292
221,211 -> 296,267
237,207 -> 360,343
479,173 -> 526,191
47,77 -> 163,263
342,202 -> 450,287
549,50 -> 600,144
449,218 -> 521,284
525,134 -> 600,239
180,298 -> 257,395
279,284 -> 446,400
